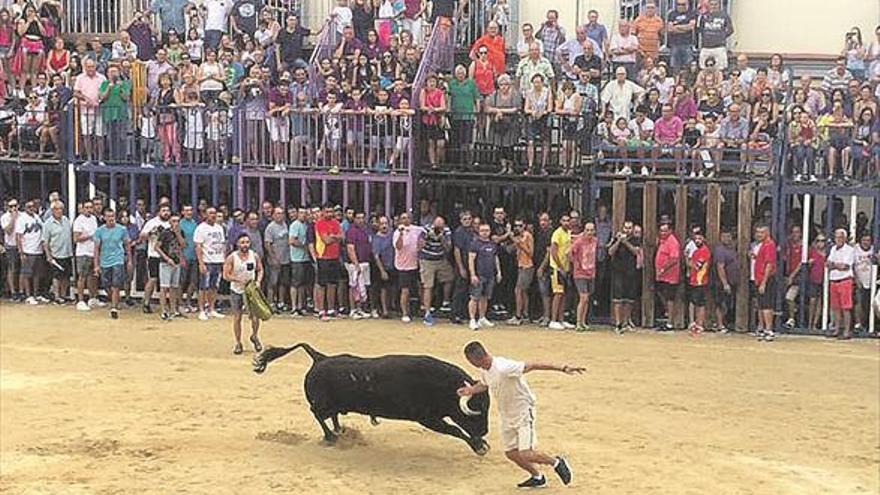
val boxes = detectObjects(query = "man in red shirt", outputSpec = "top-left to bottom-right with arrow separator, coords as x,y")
314,204 -> 344,321
753,224 -> 778,341
687,228 -> 711,334
654,222 -> 681,330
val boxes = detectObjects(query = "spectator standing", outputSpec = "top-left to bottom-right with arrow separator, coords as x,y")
601,66 -> 645,121
314,205 -> 344,321
826,228 -> 855,339
99,66 -> 131,163
686,228 -> 711,334
548,214 -> 573,330
650,103 -> 684,175
582,10 -> 607,56
418,216 -> 454,325
468,223 -> 500,330
393,212 -> 421,323
73,59 -> 107,165
515,42 -> 555,91
194,207 -> 227,321
469,21 -> 506,76
287,208 -> 311,317
821,57 -> 854,96
150,0 -> 189,35
93,208 -> 131,319
370,215 -> 394,318
697,0 -> 733,70
570,221 -> 597,331
452,210 -> 476,323
264,207 -> 290,312
202,0 -> 232,50
155,213 -> 185,320
608,20 -> 639,80
712,229 -> 738,332
275,14 -> 311,70
127,11 -> 157,61
507,217 -> 534,326
666,0 -> 697,70
72,200 -> 99,310
230,0 -> 264,38
179,204 -> 199,313
753,224 -> 777,341
447,65 -> 481,165
1,199 -> 20,300
140,204 -> 171,314
632,2 -> 664,63
15,201 -> 44,305
607,220 -> 641,332
344,212 -> 372,319
536,10 -> 566,64
516,24 -> 543,59
852,233 -> 875,333
655,222 -> 680,330
42,200 -> 72,304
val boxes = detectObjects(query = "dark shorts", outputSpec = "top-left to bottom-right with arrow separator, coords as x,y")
807,282 -> 823,299
181,260 -> 199,291
200,262 -> 223,290
656,281 -> 678,301
688,285 -> 708,307
148,256 -> 161,279
575,277 -> 595,295
289,261 -> 310,288
3,247 -> 20,274
516,267 -> 535,291
398,269 -> 419,290
51,257 -> 72,280
370,263 -> 395,289
316,259 -> 342,287
757,278 -> 776,310
100,264 -> 126,289
611,270 -> 639,302
422,123 -> 445,141
469,276 -> 495,300
712,284 -> 735,309
537,270 -> 551,297
20,253 -> 44,277
230,291 -> 246,312
267,264 -> 290,287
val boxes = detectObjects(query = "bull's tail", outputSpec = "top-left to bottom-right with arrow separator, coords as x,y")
252,343 -> 325,374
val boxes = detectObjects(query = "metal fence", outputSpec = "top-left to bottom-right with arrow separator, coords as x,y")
455,0 -> 520,54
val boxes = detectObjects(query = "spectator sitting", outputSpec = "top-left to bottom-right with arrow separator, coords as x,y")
516,23 -> 543,59
650,103 -> 684,175
718,103 -> 751,174
822,56 -> 854,96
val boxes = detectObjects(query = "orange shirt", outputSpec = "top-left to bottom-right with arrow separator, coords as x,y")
470,34 -> 506,75
633,15 -> 664,59
515,230 -> 534,269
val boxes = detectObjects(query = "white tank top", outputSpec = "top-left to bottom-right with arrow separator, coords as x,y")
230,249 -> 257,294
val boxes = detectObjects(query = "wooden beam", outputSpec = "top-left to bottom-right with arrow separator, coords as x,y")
673,184 -> 688,329
735,183 -> 754,332
641,181 -> 658,327
612,180 -> 627,233
706,183 -> 722,325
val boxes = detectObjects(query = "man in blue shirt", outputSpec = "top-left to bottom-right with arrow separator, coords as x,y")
179,204 -> 199,313
94,208 -> 132,319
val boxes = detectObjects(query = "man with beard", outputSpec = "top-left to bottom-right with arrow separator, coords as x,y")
93,207 -> 132,319
655,222 -> 681,330
533,212 -> 553,326
223,233 -> 263,355
607,220 -> 641,333
139,203 -> 171,314
490,206 -> 515,317
452,210 -> 477,324
686,227 -> 711,334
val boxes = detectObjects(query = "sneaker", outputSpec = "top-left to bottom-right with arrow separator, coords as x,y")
76,301 -> 91,311
614,324 -> 624,335
423,312 -> 435,326
469,319 -> 480,331
516,475 -> 547,488
619,165 -> 633,176
506,316 -> 523,326
352,310 -> 365,320
173,312 -> 186,319
762,331 -> 776,342
809,174 -> 818,183
689,171 -> 696,178
784,318 -> 795,329
110,308 -> 119,320
640,166 -> 650,176
143,305 -> 153,314
233,343 -> 243,355
370,310 -> 379,319
718,326 -> 731,334
160,312 -> 170,321
25,296 -> 38,305
320,312 -> 331,322
210,310 -> 225,319
575,323 -> 587,332
794,173 -> 803,182
478,317 -> 495,328
401,315 -> 412,323
198,311 -> 209,321
548,321 -> 565,330
554,456 -> 573,485
328,165 -> 340,174
36,295 -> 51,304
536,316 -> 550,327
561,321 -> 575,330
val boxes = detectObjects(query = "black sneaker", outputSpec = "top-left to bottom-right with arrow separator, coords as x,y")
125,298 -> 136,307
516,475 -> 546,488
143,305 -> 153,314
554,456 -> 572,485
110,308 -> 119,320
160,312 -> 170,321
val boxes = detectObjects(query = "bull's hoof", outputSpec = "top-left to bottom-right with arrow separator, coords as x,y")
473,440 -> 490,456
323,434 -> 338,445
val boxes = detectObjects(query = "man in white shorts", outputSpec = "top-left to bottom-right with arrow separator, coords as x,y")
73,58 -> 107,164
458,341 -> 583,488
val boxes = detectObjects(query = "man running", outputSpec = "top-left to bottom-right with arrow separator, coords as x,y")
458,341 -> 583,488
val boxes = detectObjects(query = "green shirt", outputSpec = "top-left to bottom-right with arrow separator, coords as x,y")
99,79 -> 131,122
447,78 -> 480,121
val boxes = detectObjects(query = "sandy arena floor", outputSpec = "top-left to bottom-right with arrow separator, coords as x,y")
0,303 -> 878,495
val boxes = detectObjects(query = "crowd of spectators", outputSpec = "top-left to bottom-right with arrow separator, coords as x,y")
1,192 -> 876,350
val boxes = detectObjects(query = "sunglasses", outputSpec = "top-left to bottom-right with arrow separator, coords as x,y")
7,203 -> 18,208
479,50 -> 488,55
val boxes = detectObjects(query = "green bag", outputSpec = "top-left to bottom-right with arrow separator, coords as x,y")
244,281 -> 273,321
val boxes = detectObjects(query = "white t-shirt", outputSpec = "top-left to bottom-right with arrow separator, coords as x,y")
628,117 -> 654,138
203,0 -> 232,31
480,357 -> 536,429
72,214 -> 98,257
332,6 -> 352,32
853,245 -> 875,290
1,211 -> 19,247
827,243 -> 855,282
194,222 -> 227,264
142,217 -> 170,258
15,212 -> 43,255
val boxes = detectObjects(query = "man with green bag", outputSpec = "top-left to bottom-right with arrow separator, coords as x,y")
223,233 -> 264,355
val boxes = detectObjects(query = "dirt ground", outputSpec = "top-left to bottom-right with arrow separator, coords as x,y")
0,303 -> 878,495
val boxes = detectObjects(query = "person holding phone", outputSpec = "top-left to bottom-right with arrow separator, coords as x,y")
223,232 -> 263,355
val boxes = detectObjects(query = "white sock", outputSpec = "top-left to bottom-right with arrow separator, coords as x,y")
553,458 -> 560,468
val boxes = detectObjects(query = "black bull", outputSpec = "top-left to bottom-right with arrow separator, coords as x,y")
253,343 -> 492,455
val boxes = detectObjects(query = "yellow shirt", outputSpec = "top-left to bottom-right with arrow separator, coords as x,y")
550,227 -> 572,271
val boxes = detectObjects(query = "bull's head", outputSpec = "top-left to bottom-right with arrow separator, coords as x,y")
455,387 -> 490,456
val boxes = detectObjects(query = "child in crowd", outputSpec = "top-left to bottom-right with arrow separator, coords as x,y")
186,28 -> 204,64
322,91 -> 344,174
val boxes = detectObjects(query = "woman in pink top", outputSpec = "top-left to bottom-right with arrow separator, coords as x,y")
570,222 -> 598,331
672,84 -> 697,121
419,74 -> 447,169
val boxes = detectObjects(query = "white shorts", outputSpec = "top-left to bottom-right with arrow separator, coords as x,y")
344,262 -> 371,302
502,409 -> 537,452
268,117 -> 290,143
80,110 -> 105,137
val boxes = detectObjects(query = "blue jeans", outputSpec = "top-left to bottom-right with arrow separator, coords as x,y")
204,30 -> 223,51
669,44 -> 693,70
791,145 -> 815,176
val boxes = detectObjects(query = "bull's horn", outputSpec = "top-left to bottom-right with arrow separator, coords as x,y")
459,395 -> 481,416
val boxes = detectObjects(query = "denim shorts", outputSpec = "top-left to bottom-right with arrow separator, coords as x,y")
199,262 -> 223,290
